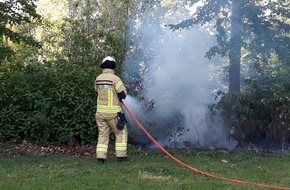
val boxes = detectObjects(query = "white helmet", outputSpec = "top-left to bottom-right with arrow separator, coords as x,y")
101,56 -> 116,69
102,56 -> 116,63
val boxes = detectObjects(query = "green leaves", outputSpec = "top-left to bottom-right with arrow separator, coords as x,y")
212,61 -> 290,143
0,0 -> 41,62
0,61 -> 97,144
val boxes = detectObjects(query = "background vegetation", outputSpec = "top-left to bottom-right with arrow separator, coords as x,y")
0,0 -> 290,147
0,61 -> 97,144
210,59 -> 290,145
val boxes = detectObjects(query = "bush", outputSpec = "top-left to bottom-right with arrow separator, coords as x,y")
211,64 -> 290,144
0,60 -> 99,144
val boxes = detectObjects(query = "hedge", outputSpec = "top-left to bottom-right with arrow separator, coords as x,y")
0,61 -> 99,144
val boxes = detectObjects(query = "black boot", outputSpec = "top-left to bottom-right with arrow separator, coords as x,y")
97,158 -> 106,164
117,157 -> 129,163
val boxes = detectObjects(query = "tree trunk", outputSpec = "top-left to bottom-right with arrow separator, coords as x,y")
229,0 -> 243,93
85,0 -> 91,63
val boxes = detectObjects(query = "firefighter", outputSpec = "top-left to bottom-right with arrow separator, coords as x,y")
95,56 -> 128,164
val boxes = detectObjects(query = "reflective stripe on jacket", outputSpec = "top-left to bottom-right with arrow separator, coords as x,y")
95,69 -> 127,114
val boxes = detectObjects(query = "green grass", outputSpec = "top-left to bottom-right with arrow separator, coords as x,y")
0,147 -> 289,190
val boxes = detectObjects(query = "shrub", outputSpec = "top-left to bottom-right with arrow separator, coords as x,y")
211,64 -> 290,144
0,60 -> 99,144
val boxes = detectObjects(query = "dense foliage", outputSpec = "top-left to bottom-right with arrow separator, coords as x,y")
0,61 -> 99,144
0,0 -> 289,148
211,61 -> 290,144
0,0 -> 132,145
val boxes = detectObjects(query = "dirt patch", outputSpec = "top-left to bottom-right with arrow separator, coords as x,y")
0,140 -> 96,156
1,140 -> 289,156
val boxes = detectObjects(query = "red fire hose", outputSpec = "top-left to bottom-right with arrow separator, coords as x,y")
121,102 -> 290,190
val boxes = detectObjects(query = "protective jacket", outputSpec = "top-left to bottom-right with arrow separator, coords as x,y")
95,68 -> 128,159
95,69 -> 127,115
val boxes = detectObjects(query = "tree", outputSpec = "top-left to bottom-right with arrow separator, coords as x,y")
0,0 -> 41,63
229,0 -> 243,93
63,0 -> 133,67
168,0 -> 290,93
34,0 -> 69,60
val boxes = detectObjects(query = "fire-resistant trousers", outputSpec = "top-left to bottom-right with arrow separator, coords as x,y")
96,116 -> 128,159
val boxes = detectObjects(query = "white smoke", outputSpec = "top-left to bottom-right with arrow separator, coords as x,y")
123,2 -> 237,150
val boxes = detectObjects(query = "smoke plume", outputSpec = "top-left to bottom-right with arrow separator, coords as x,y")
123,2 -> 237,150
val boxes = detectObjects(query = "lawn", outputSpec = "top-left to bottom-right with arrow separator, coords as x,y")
0,146 -> 289,190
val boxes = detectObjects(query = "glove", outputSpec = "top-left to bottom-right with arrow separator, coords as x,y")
116,112 -> 127,131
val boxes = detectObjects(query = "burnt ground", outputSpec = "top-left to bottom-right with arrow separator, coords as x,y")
0,139 -> 289,157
